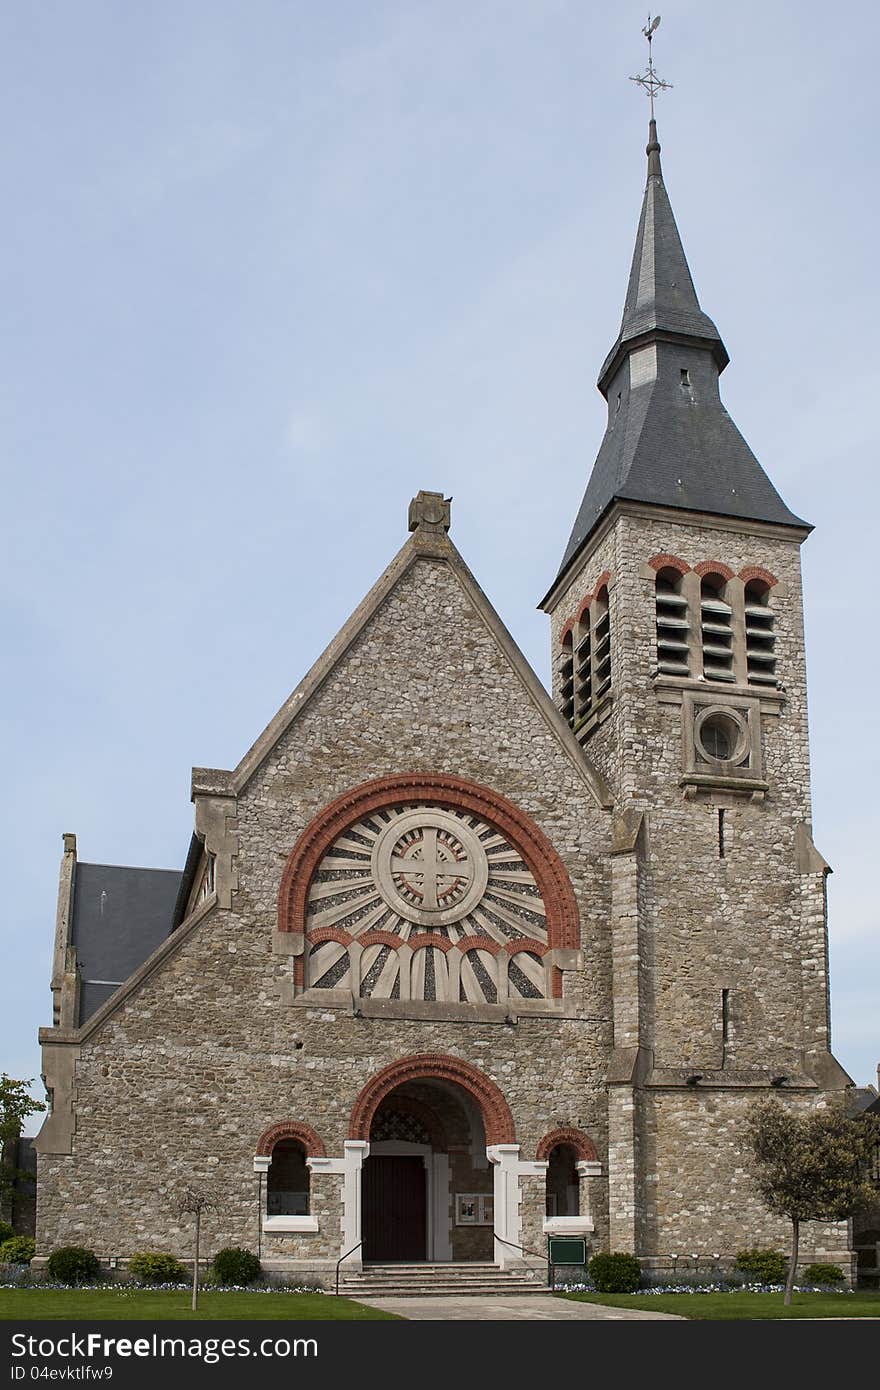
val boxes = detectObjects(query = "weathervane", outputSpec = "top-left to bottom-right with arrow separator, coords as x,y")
630,14 -> 672,119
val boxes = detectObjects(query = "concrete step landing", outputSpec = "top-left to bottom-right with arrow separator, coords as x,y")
341,1261 -> 551,1298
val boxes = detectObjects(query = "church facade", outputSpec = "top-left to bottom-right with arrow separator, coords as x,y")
35,119 -> 853,1285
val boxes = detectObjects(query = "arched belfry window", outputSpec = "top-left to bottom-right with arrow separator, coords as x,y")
558,629 -> 574,724
267,1138 -> 311,1217
655,566 -> 690,675
700,573 -> 734,682
744,579 -> 777,686
557,573 -> 613,732
593,586 -> 611,703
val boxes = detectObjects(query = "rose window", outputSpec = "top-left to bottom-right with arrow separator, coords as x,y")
305,804 -> 549,1004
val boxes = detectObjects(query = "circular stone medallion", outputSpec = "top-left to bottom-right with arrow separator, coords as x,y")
371,809 -> 489,928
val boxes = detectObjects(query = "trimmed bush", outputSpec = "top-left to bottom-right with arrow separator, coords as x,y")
46,1246 -> 101,1285
0,1221 -> 14,1245
735,1248 -> 788,1284
588,1251 -> 642,1293
211,1247 -> 262,1286
0,1235 -> 35,1264
128,1252 -> 187,1285
804,1262 -> 845,1285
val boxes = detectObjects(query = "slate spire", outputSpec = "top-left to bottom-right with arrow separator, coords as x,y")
547,121 -> 808,596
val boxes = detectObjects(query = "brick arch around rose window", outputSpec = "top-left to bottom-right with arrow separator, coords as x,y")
349,1053 -> 516,1146
536,1126 -> 598,1163
277,772 -> 581,953
255,1120 -> 326,1159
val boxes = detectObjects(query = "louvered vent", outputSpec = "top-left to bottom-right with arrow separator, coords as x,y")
745,579 -> 777,686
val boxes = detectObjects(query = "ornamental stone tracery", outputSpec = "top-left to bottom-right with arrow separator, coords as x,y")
305,802 -> 550,1004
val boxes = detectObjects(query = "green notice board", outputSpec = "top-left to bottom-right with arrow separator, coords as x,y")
548,1236 -> 587,1266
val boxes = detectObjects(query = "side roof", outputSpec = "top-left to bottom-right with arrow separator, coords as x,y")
71,862 -> 182,1023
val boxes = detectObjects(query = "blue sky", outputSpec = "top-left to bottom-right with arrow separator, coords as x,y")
2,1 -> 877,1125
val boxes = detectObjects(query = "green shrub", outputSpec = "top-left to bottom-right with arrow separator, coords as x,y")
803,1262 -> 845,1285
0,1235 -> 35,1264
0,1221 -> 14,1245
46,1246 -> 101,1285
211,1247 -> 262,1286
128,1252 -> 187,1285
588,1251 -> 642,1293
735,1248 -> 788,1284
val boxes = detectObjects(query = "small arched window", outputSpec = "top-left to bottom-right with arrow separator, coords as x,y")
700,573 -> 734,681
545,1143 -> 580,1218
744,579 -> 777,686
267,1139 -> 310,1216
655,567 -> 690,675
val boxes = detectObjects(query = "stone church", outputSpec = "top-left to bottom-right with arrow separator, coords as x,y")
35,117 -> 854,1288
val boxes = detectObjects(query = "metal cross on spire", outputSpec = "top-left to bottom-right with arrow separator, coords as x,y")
630,14 -> 673,119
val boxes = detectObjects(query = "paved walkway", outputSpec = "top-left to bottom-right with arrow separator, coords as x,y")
360,1294 -> 683,1320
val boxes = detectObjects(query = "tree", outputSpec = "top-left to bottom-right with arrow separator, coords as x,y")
0,1076 -> 45,1210
745,1097 -> 880,1305
177,1187 -> 213,1312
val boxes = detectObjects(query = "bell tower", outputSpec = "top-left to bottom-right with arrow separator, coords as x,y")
540,24 -> 850,1257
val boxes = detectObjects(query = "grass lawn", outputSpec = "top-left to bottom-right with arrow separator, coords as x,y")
0,1289 -> 399,1321
558,1290 -> 880,1319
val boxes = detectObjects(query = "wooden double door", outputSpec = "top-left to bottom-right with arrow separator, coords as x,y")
362,1155 -> 427,1262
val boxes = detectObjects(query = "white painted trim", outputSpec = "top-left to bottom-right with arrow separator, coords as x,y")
487,1144 -> 523,1269
341,1140 -> 369,1266
262,1216 -> 319,1234
543,1217 -> 595,1236
577,1160 -> 603,1177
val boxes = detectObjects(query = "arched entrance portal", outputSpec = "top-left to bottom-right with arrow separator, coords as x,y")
350,1054 -> 516,1265
362,1079 -> 492,1263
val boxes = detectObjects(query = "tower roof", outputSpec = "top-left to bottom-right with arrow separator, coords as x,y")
547,121 -> 809,600
597,119 -> 728,394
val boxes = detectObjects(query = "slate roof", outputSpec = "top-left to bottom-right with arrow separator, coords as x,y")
71,862 -> 182,1023
549,121 -> 809,595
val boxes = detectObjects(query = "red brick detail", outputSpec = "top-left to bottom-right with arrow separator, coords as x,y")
694,559 -> 735,581
505,939 -> 550,957
349,1053 -> 515,1145
278,773 -> 580,951
307,927 -> 353,948
739,565 -> 778,588
407,934 -> 455,954
255,1120 -> 326,1159
373,1095 -> 447,1152
456,936 -> 503,957
536,1126 -> 598,1163
356,931 -> 408,952
648,553 -> 690,574
560,621 -> 574,645
575,598 -> 592,626
552,966 -> 563,999
294,957 -> 304,988
593,570 -> 612,595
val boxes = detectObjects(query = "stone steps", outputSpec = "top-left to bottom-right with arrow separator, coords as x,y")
340,1262 -> 551,1298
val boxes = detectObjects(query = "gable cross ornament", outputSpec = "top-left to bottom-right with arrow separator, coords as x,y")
630,14 -> 673,118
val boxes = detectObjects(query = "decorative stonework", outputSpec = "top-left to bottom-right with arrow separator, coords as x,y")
255,1121 -> 326,1159
279,773 -> 580,1006
349,1053 -> 516,1146
536,1126 -> 598,1163
305,802 -> 547,1002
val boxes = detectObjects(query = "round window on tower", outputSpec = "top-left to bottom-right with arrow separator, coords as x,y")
695,708 -> 747,766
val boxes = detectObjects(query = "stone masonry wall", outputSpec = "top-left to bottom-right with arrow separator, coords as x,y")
37,549 -> 613,1266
